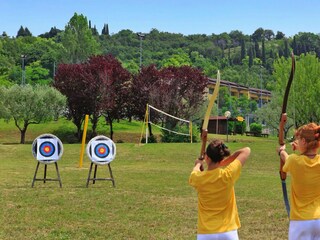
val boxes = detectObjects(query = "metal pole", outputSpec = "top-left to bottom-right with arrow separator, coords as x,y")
260,66 -> 263,108
21,55 -> 26,85
224,111 -> 231,142
226,118 -> 229,142
139,37 -> 142,68
137,32 -> 145,70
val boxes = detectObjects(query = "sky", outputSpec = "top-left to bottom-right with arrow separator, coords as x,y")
0,0 -> 319,38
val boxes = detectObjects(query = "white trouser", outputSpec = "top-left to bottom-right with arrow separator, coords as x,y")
289,219 -> 320,240
197,230 -> 239,240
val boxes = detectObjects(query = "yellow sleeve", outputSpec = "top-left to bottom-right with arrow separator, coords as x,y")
223,159 -> 242,184
283,154 -> 295,173
189,170 -> 200,188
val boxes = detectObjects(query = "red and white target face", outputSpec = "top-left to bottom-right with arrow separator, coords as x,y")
36,138 -> 59,161
88,138 -> 116,164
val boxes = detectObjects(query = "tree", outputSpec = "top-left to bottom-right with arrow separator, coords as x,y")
159,49 -> 192,67
255,94 -> 293,138
131,65 -> 208,128
54,54 -> 131,140
275,31 -> 285,40
87,55 -> 131,139
258,53 -> 320,137
251,28 -> 264,42
54,63 -> 93,140
60,13 -> 101,63
240,40 -> 246,62
38,27 -> 62,38
0,84 -> 66,143
101,24 -> 109,36
262,39 -> 266,66
264,29 -> 274,41
17,26 -> 32,37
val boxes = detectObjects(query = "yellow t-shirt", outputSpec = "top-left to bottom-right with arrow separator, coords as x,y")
283,154 -> 320,220
189,160 -> 242,234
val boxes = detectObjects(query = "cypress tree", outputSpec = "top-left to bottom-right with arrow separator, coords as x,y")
262,39 -> 266,66
240,39 -> 246,61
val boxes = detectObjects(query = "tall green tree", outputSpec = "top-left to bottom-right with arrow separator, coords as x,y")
258,53 -> 320,136
61,13 -> 101,63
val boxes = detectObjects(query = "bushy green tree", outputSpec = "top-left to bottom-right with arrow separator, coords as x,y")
61,13 -> 101,63
0,84 -> 66,143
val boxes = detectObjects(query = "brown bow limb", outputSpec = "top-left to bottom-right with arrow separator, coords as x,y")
278,52 -> 295,217
279,52 -> 295,180
199,71 -> 221,167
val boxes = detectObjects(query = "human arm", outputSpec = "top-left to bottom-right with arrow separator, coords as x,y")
192,159 -> 204,172
219,147 -> 251,166
277,144 -> 289,165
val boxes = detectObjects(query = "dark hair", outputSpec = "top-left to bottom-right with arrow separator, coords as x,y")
206,139 -> 231,163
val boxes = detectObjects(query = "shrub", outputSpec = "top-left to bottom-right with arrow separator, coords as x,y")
52,126 -> 78,143
234,121 -> 246,134
141,134 -> 158,143
161,125 -> 199,143
250,122 -> 262,133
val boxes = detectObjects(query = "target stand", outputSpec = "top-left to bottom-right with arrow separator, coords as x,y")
31,134 -> 63,188
86,136 -> 116,187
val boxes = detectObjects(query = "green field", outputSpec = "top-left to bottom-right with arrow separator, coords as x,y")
0,119 -> 291,239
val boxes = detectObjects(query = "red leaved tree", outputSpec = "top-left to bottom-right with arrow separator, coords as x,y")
54,54 -> 131,141
54,63 -> 94,140
88,55 -> 131,139
131,65 -> 208,127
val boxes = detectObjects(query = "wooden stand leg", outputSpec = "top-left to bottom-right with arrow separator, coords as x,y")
86,162 -> 94,188
32,162 -> 40,188
108,163 -> 115,187
44,164 -> 47,183
86,162 -> 115,187
55,162 -> 62,188
93,164 -> 98,184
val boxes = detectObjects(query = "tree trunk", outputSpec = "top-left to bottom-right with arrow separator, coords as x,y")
20,121 -> 29,144
20,129 -> 27,144
104,113 -> 114,140
91,114 -> 99,138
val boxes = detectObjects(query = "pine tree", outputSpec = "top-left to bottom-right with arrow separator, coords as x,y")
101,24 -> 110,36
284,38 -> 289,58
254,41 -> 260,58
17,26 -> 25,37
262,39 -> 266,66
248,45 -> 253,68
24,27 -> 32,36
240,39 -> 246,61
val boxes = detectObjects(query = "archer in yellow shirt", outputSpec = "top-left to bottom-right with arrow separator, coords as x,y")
278,122 -> 320,240
189,139 -> 250,239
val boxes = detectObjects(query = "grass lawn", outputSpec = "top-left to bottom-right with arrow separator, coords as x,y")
0,119 -> 291,239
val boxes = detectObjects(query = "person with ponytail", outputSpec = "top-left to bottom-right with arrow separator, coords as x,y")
189,139 -> 251,240
278,122 -> 320,239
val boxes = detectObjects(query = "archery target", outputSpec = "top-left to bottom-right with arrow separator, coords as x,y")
86,136 -> 116,164
37,138 -> 58,160
32,134 -> 63,163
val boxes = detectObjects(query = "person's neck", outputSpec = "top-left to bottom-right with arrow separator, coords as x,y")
207,162 -> 220,170
302,150 -> 317,157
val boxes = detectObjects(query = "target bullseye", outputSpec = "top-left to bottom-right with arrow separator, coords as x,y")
39,142 -> 55,157
32,134 -> 63,163
94,143 -> 110,158
86,136 -> 116,164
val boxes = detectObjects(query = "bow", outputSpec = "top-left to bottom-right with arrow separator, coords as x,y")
279,52 -> 295,217
199,70 -> 221,164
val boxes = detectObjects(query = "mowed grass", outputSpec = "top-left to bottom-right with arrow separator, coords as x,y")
0,119 -> 291,239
